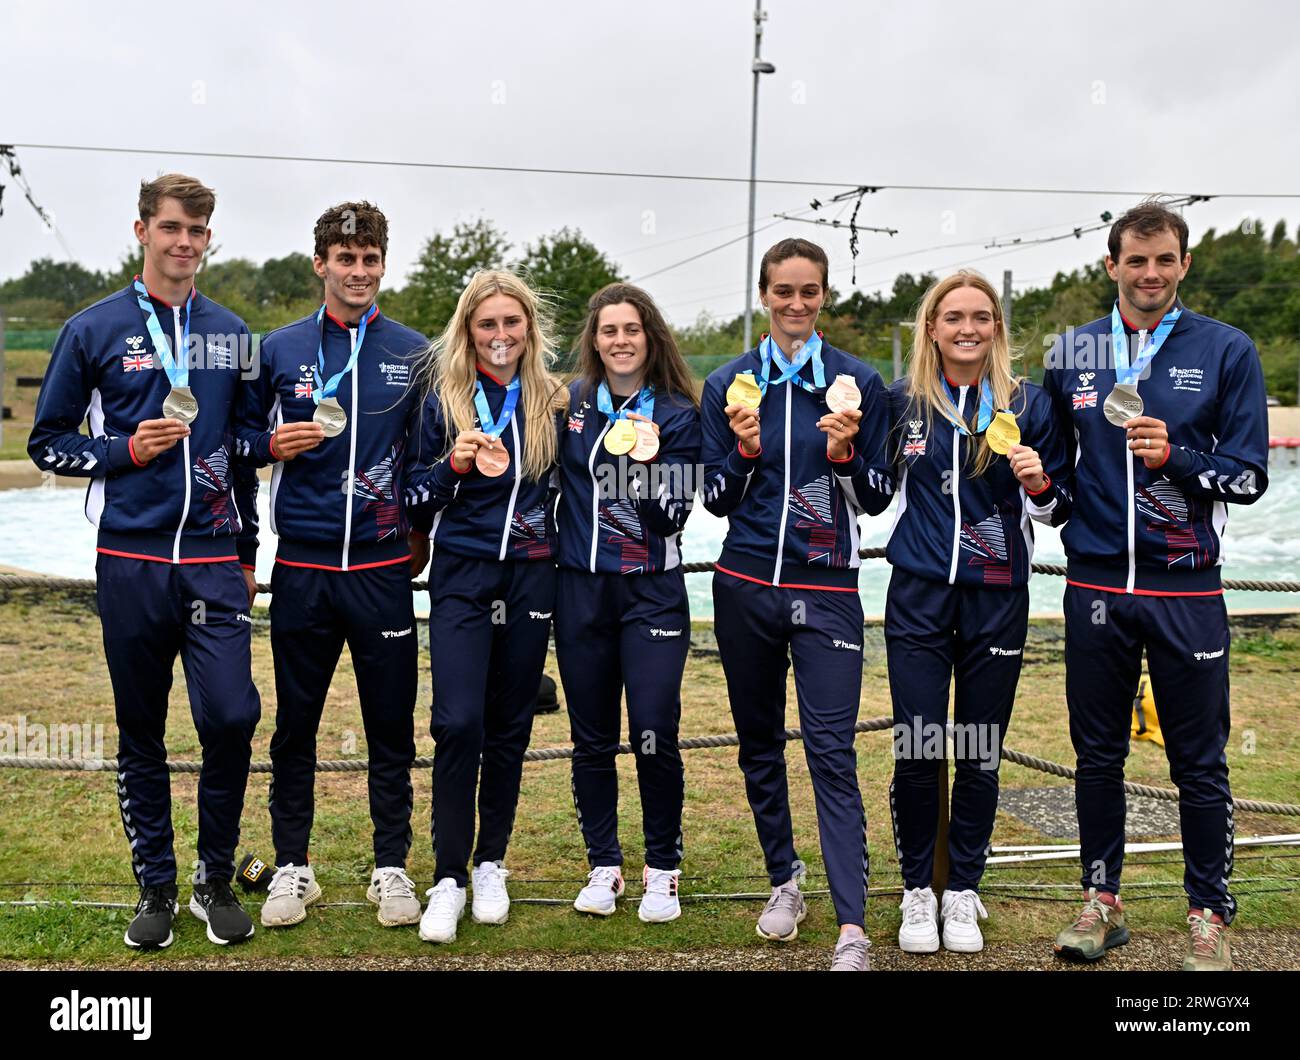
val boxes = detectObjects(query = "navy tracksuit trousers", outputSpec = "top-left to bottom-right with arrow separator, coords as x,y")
267,561 -> 417,869
555,568 -> 688,871
428,552 -> 556,887
712,572 -> 869,928
885,568 -> 1028,893
96,554 -> 261,887
1064,585 -> 1236,921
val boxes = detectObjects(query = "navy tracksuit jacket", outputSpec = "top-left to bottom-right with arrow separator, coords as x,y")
1044,304 -> 1270,921
701,338 -> 894,926
405,367 -> 558,886
240,305 -> 427,870
883,378 -> 1070,892
553,380 -> 701,870
29,282 -> 262,886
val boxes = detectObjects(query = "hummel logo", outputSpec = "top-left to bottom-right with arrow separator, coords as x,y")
381,627 -> 413,639
529,611 -> 553,620
1193,648 -> 1225,660
235,613 -> 253,624
832,639 -> 862,651
988,646 -> 1022,656
649,628 -> 683,638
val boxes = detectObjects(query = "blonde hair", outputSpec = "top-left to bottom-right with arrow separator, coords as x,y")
906,270 -> 1023,477
412,270 -> 566,481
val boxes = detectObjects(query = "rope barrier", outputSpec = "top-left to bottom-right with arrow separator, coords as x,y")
4,546 -> 1300,593
4,714 -> 1299,816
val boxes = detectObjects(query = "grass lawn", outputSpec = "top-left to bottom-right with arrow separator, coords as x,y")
1,349 -> 45,462
1,587 -> 1297,966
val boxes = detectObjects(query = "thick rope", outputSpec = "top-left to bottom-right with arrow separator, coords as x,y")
4,715 -> 1298,816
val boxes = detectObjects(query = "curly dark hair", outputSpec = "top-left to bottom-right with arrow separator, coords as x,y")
313,201 -> 389,261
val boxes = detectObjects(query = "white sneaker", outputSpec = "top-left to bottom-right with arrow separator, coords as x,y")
941,888 -> 988,952
367,866 -> 422,927
574,866 -> 625,916
260,864 -> 321,928
471,861 -> 510,925
898,885 -> 940,953
638,867 -> 682,923
419,878 -> 466,943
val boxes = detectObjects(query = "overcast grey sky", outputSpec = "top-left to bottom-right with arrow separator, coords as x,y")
3,0 -> 1299,326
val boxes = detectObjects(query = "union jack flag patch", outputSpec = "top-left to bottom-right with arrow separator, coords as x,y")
904,440 -> 926,457
567,415 -> 585,433
1073,390 -> 1097,410
295,383 -> 314,399
122,354 -> 153,372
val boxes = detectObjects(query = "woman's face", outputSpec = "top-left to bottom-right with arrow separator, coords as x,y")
760,256 -> 825,348
472,293 -> 529,375
594,302 -> 648,389
927,285 -> 996,378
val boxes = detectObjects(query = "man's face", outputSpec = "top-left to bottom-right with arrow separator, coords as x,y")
134,197 -> 210,287
313,242 -> 385,317
1105,227 -> 1190,319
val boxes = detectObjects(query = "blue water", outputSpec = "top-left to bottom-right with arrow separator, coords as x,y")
2,468 -> 1297,617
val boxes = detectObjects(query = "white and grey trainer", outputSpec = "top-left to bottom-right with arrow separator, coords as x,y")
260,863 -> 321,928
367,866 -> 422,927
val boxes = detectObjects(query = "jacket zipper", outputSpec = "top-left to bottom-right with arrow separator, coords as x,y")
499,415 -> 523,561
171,305 -> 191,564
947,385 -> 966,585
341,327 -> 359,571
772,382 -> 793,586
1124,328 -> 1148,593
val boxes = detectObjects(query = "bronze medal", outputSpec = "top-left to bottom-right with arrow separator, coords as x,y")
825,373 -> 862,414
628,420 -> 660,462
475,439 -> 510,477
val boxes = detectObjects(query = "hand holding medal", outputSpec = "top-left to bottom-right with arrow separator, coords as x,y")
817,373 -> 862,460
624,411 -> 660,462
1124,415 -> 1171,468
449,429 -> 493,474
724,371 -> 762,456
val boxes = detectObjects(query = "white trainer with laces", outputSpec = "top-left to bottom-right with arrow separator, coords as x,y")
260,864 -> 321,928
898,885 -> 940,953
367,866 -> 422,927
941,888 -> 989,952
419,878 -> 466,943
471,861 -> 510,924
638,867 -> 682,923
574,866 -> 625,916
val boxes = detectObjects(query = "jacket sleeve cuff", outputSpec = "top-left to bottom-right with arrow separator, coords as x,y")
1159,444 -> 1195,479
106,435 -> 141,472
723,443 -> 760,477
1025,473 -> 1052,497
267,432 -> 282,462
236,540 -> 258,568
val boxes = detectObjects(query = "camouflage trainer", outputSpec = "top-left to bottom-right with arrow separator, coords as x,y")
1182,909 -> 1232,971
1053,888 -> 1129,961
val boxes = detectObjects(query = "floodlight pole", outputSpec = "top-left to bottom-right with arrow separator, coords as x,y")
743,2 -> 775,352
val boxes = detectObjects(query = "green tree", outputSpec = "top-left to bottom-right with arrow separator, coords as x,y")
517,227 -> 624,363
257,252 -> 319,308
402,218 -> 512,337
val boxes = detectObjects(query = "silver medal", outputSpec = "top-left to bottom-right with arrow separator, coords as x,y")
313,396 -> 348,438
1103,383 -> 1143,427
162,385 -> 199,425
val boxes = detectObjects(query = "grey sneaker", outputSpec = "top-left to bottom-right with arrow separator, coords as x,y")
831,933 -> 872,971
757,879 -> 807,941
367,866 -> 422,927
260,863 -> 321,928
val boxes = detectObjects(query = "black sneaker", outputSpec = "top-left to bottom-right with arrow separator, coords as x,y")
189,880 -> 256,945
125,883 -> 179,949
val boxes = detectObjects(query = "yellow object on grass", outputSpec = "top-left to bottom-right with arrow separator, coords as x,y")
1131,674 -> 1164,747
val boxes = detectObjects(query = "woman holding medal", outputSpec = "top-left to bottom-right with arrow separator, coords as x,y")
554,283 -> 701,923
700,238 -> 895,972
404,270 -> 567,944
883,271 -> 1070,955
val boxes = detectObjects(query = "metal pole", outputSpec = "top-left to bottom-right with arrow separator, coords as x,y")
1002,269 -> 1013,338
892,324 -> 902,382
743,2 -> 768,352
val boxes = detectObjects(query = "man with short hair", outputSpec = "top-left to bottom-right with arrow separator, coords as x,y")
29,173 -> 263,948
238,201 -> 429,929
1042,201 -> 1269,971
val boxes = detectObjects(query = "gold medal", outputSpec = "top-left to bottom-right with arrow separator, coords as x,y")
603,419 -> 638,456
628,420 -> 660,462
985,410 -> 1021,455
475,439 -> 510,477
725,371 -> 762,411
825,373 -> 862,414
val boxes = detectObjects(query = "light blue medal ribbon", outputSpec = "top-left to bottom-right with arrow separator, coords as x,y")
596,381 -> 656,424
942,374 -> 995,436
312,304 -> 374,407
758,331 -> 826,397
134,278 -> 198,422
473,374 -> 521,439
1110,302 -> 1180,385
